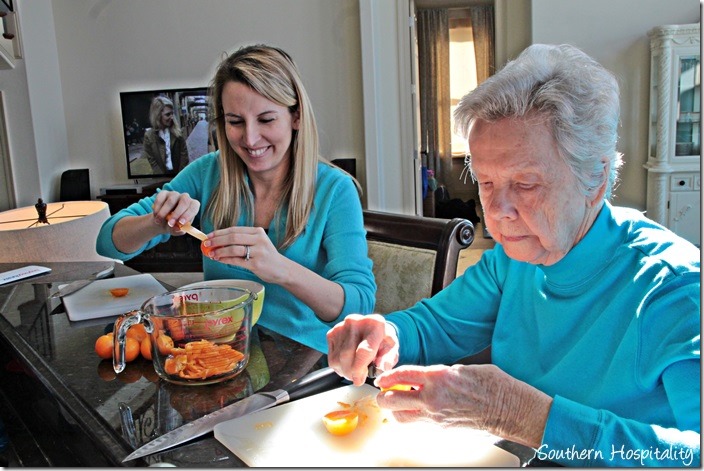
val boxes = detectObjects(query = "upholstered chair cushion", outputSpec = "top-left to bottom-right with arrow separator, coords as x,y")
367,240 -> 436,314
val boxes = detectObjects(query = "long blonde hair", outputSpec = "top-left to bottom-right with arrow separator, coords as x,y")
207,44 -> 319,249
149,96 -> 182,137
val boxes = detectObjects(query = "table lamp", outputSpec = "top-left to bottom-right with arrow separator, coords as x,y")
0,199 -> 114,262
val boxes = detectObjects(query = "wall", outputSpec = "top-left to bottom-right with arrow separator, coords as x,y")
0,1 -> 47,208
416,0 -> 700,213
531,0 -> 700,210
3,0 -> 364,207
359,0 -> 418,214
1,0 -> 700,214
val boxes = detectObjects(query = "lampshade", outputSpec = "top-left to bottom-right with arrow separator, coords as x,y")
0,200 -> 113,262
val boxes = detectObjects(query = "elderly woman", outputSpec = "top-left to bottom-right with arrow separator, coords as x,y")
326,44 -> 700,467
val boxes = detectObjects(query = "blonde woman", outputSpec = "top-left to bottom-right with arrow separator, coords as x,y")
140,96 -> 189,175
98,45 -> 376,352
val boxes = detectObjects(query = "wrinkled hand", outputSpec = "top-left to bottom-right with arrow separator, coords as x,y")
203,226 -> 286,282
151,190 -> 201,236
374,364 -> 551,449
326,314 -> 399,386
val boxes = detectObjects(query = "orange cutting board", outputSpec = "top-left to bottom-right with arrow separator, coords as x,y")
214,384 -> 520,467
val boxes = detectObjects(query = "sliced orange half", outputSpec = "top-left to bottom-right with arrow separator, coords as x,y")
322,410 -> 359,436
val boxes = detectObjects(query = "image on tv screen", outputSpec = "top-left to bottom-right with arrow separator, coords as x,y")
119,87 -> 214,180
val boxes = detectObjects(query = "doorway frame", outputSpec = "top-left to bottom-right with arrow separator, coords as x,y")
358,0 -> 530,215
0,91 -> 16,211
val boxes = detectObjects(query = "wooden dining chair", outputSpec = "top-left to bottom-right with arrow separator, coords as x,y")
363,210 -> 492,365
363,209 -> 474,315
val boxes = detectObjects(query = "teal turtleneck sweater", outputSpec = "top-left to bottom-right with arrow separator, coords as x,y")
386,202 -> 700,466
97,152 -> 376,353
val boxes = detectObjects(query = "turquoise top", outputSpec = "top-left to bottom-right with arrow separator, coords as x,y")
97,152 -> 377,353
386,202 -> 700,466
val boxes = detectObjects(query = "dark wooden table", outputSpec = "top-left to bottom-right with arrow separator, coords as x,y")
0,262 -> 328,467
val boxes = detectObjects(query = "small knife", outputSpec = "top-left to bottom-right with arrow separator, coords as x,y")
368,363 -> 383,379
49,265 -> 115,299
178,222 -> 208,241
122,366 -> 343,462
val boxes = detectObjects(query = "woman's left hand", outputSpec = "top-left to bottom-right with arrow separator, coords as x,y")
374,364 -> 552,449
202,226 -> 288,284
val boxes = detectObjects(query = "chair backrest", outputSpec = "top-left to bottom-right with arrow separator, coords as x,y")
363,209 -> 474,314
330,158 -> 356,179
60,169 -> 91,201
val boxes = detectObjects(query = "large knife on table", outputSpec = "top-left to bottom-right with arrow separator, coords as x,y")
123,366 -> 343,462
49,264 -> 115,299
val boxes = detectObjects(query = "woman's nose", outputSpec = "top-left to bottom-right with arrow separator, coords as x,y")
484,187 -> 517,220
243,124 -> 260,147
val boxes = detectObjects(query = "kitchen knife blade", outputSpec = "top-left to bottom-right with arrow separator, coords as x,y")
122,366 -> 343,462
49,265 -> 115,298
179,222 -> 208,241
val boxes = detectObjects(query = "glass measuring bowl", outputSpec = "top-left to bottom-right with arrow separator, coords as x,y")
113,287 -> 255,385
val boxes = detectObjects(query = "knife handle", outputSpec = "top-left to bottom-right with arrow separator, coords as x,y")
286,366 -> 344,402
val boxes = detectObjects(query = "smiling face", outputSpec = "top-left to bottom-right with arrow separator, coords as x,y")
221,81 -> 300,178
469,115 -> 604,266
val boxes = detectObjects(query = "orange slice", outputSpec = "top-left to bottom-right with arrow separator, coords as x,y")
322,410 -> 359,436
380,384 -> 413,392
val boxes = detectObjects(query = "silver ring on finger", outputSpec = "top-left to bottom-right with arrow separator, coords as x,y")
244,245 -> 251,261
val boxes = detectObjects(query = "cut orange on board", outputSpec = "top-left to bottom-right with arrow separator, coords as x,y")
322,410 -> 359,436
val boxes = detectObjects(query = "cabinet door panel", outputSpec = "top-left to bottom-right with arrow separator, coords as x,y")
668,191 -> 701,246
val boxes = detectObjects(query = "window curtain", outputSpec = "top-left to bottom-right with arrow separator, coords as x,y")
471,5 -> 495,83
417,8 -> 451,184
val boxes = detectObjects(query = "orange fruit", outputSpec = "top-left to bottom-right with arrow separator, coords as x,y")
322,410 -> 359,436
380,384 -> 413,392
126,324 -> 148,343
164,355 -> 187,375
94,334 -> 114,360
140,336 -> 153,360
124,337 -> 140,363
200,240 -> 216,258
164,357 -> 177,375
156,334 -> 174,355
109,288 -> 130,297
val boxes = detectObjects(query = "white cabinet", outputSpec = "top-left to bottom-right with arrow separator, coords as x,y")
644,23 -> 700,246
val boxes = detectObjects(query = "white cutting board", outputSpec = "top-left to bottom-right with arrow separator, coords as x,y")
62,274 -> 167,321
214,384 -> 520,467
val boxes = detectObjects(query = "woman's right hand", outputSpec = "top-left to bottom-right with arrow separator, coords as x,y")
326,314 -> 400,386
111,190 -> 201,254
151,189 -> 201,235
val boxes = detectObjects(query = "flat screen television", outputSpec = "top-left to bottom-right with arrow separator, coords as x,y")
119,87 -> 214,180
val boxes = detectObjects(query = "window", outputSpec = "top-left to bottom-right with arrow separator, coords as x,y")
449,11 -> 477,157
